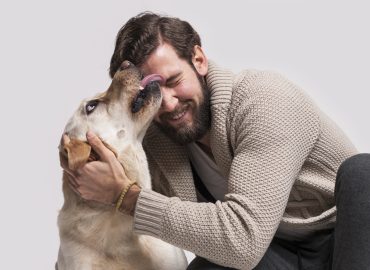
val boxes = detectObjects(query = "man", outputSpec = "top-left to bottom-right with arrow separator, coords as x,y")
64,12 -> 370,269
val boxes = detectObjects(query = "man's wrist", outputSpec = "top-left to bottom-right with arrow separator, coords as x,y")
118,184 -> 141,216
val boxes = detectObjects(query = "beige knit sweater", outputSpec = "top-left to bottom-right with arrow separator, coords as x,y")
134,62 -> 357,269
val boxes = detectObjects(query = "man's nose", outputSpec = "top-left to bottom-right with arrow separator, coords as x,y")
160,87 -> 178,112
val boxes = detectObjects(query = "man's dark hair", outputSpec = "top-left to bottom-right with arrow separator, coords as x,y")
109,12 -> 201,78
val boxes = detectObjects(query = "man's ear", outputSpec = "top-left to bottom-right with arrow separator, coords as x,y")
191,45 -> 208,76
60,139 -> 92,171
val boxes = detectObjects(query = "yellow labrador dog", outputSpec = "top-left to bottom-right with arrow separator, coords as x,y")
57,61 -> 188,270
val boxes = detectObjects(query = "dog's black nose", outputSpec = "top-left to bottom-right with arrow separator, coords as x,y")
120,60 -> 133,70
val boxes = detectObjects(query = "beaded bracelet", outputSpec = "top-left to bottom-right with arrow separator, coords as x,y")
115,181 -> 137,211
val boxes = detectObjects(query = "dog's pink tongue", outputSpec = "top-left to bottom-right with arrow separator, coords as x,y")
140,74 -> 164,88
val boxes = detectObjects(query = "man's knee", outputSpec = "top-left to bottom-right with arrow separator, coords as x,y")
335,153 -> 370,202
338,153 -> 370,174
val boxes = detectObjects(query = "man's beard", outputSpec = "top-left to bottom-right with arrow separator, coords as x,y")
154,75 -> 211,145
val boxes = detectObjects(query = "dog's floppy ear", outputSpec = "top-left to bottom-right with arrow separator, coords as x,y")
60,138 -> 91,171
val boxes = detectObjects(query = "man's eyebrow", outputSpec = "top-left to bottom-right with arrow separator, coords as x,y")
165,72 -> 182,84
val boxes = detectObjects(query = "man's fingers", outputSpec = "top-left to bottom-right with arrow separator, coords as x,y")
86,131 -> 114,162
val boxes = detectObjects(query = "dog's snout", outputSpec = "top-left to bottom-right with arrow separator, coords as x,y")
120,60 -> 134,71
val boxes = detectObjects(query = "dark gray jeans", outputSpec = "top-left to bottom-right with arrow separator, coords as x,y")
187,154 -> 370,270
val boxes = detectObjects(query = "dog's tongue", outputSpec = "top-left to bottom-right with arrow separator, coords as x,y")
140,74 -> 164,88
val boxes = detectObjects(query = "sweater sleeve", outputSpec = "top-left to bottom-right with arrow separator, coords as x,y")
134,72 -> 320,269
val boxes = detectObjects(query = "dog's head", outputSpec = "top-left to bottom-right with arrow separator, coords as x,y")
60,61 -> 163,171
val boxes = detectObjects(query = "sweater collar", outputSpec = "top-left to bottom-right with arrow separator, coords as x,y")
206,60 -> 234,107
206,61 -> 234,177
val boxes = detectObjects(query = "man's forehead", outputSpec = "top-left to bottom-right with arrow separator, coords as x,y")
139,43 -> 185,78
140,62 -> 183,82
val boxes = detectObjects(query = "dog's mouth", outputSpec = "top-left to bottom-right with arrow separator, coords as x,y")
131,74 -> 164,113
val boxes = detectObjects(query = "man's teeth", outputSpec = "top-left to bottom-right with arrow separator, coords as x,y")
171,110 -> 186,120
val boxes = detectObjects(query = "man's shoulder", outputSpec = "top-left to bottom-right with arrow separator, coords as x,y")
230,68 -> 312,108
232,69 -> 293,93
207,61 -> 282,90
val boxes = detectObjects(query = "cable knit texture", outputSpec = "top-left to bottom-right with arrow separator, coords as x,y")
134,62 -> 357,269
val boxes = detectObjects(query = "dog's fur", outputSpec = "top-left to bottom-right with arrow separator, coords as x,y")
57,63 -> 187,270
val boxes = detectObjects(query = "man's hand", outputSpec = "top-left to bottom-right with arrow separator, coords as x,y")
62,131 -> 129,205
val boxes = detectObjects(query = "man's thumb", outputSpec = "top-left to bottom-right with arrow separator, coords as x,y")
86,131 -> 112,161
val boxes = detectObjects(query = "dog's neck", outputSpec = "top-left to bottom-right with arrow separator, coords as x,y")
118,143 -> 151,189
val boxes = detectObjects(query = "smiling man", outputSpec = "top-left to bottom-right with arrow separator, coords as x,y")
63,12 -> 370,270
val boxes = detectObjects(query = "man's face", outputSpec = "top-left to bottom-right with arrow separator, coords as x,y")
140,43 -> 210,145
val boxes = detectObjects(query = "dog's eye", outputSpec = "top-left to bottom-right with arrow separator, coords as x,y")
85,100 -> 99,115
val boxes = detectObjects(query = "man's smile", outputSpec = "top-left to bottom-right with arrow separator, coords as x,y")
160,103 -> 191,126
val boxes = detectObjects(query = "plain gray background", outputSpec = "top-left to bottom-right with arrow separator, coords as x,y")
0,0 -> 369,268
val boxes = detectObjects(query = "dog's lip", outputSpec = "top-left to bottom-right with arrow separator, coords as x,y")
140,74 -> 164,89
